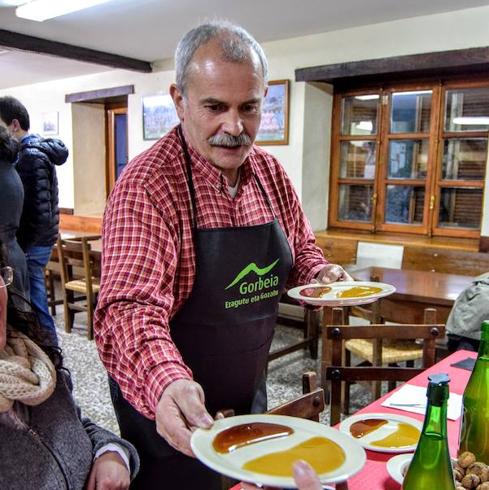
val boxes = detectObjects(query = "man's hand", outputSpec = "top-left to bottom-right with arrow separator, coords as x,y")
85,452 -> 130,490
240,460 -> 323,490
155,378 -> 214,457
316,263 -> 353,284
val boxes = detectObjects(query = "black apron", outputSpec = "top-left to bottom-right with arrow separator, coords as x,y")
110,127 -> 293,489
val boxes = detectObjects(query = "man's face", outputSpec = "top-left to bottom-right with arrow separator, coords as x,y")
0,117 -> 16,139
171,40 -> 266,183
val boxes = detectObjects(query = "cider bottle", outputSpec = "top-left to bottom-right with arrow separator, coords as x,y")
402,373 -> 455,490
459,320 -> 489,461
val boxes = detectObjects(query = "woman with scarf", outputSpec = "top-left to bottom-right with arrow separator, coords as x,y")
0,239 -> 139,489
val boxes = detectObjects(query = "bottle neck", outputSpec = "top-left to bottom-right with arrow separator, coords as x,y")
422,400 -> 448,438
478,329 -> 489,359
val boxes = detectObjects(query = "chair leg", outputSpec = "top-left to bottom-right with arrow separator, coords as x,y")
64,290 -> 75,333
45,270 -> 57,316
305,307 -> 320,360
343,349 -> 351,415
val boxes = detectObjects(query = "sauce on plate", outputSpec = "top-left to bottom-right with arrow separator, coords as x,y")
299,286 -> 332,298
370,422 -> 420,448
213,422 -> 293,454
243,436 -> 345,476
350,418 -> 388,438
337,285 -> 383,299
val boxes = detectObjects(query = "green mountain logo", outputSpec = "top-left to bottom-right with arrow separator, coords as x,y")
225,259 -> 280,290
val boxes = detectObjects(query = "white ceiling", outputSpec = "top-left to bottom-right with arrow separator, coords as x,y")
1,0 -> 489,90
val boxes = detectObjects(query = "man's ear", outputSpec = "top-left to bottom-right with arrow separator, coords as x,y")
170,84 -> 185,122
10,119 -> 21,133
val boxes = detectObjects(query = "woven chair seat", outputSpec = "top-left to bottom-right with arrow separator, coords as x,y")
65,279 -> 100,294
345,338 -> 423,364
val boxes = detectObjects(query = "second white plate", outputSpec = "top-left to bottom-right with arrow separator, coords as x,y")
287,281 -> 396,307
339,412 -> 422,453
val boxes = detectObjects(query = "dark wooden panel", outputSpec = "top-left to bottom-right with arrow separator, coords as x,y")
65,85 -> 135,103
0,29 -> 152,73
296,46 -> 489,85
315,235 -> 358,265
402,246 -> 489,276
480,236 -> 489,253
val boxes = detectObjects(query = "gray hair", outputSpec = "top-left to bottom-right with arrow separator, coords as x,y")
175,20 -> 269,94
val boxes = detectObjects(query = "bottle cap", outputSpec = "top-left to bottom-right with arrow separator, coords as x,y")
427,373 -> 450,406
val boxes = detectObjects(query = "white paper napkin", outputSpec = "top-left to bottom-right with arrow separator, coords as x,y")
381,383 -> 462,420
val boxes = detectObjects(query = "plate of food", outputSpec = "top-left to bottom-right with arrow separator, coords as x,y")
339,413 -> 422,453
191,414 -> 366,488
287,281 -> 396,307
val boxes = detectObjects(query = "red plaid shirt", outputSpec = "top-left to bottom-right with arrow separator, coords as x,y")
94,127 -> 328,418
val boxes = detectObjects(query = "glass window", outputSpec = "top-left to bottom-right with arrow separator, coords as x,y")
338,185 -> 373,222
445,88 -> 489,132
438,188 -> 483,228
391,91 -> 432,133
340,141 -> 376,179
388,140 -> 428,179
442,138 -> 487,180
385,185 -> 425,224
341,95 -> 379,135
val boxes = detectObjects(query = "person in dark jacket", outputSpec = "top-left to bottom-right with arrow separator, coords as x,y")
0,238 -> 139,489
0,96 -> 68,342
0,126 -> 28,303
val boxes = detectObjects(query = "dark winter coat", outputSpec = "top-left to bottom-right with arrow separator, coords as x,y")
0,370 -> 139,490
15,134 -> 68,250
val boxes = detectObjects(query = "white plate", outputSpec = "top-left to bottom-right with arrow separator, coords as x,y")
191,414 -> 366,488
339,413 -> 422,453
287,281 -> 396,307
386,453 -> 413,484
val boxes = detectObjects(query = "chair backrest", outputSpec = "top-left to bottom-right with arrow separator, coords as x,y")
267,372 -> 325,422
323,307 -> 444,425
56,236 -> 100,292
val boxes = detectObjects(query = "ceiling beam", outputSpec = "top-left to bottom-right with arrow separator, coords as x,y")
295,46 -> 489,85
0,29 -> 152,72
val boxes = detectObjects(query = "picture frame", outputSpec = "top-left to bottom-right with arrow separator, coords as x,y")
256,79 -> 289,145
41,111 -> 59,136
142,94 -> 179,140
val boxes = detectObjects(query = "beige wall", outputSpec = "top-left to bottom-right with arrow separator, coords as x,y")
3,5 -> 489,231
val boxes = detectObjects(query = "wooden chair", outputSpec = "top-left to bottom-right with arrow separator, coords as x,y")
323,307 -> 444,425
57,236 -> 101,339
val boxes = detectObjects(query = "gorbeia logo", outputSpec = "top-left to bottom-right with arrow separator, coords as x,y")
225,259 -> 280,294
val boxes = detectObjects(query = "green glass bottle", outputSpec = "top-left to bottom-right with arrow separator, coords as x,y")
402,373 -> 455,490
459,320 -> 489,461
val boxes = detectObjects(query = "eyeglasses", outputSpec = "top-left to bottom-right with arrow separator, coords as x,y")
0,266 -> 13,288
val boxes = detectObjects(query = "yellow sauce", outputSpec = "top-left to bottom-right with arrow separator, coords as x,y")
370,422 -> 420,448
243,436 -> 345,477
337,286 -> 383,299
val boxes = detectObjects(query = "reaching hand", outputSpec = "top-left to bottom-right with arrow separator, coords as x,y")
155,378 -> 214,457
85,451 -> 130,490
316,264 -> 352,284
240,460 -> 323,490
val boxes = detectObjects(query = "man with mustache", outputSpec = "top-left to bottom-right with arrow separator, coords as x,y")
94,20 -> 351,489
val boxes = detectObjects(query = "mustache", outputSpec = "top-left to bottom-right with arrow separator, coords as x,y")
207,133 -> 252,147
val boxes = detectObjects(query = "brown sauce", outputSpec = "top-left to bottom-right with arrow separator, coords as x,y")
350,418 -> 388,438
370,422 -> 420,448
337,285 -> 383,298
213,422 -> 293,454
243,436 -> 345,476
299,286 -> 331,298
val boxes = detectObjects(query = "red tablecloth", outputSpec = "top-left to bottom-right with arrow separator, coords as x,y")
229,349 -> 475,490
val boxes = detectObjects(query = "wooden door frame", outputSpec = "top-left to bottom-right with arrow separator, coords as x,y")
105,104 -> 128,196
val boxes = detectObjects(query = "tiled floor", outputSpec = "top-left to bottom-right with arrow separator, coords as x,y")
54,310 -> 374,434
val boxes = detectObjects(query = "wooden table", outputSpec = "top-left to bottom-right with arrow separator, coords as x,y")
351,266 -> 474,323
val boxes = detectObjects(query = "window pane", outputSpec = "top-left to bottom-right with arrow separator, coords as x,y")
442,138 -> 487,180
388,140 -> 428,179
438,188 -> 483,228
445,88 -> 489,132
338,185 -> 373,222
341,95 -> 379,135
391,90 -> 432,133
340,141 -> 376,179
385,185 -> 425,224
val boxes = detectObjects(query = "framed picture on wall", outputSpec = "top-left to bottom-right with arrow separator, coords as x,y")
256,79 -> 289,145
142,94 -> 179,140
42,111 -> 59,136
